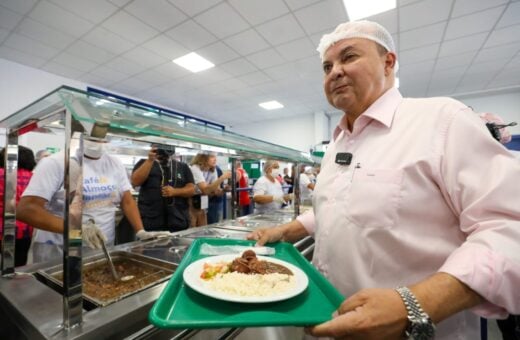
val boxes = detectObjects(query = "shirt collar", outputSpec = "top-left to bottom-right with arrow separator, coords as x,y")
333,87 -> 403,141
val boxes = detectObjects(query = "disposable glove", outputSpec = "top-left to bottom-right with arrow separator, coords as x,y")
82,219 -> 106,249
136,229 -> 173,240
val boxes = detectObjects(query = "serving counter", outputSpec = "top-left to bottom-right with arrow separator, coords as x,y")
0,212 -> 315,340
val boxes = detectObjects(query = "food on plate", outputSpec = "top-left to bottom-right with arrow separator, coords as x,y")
200,250 -> 296,297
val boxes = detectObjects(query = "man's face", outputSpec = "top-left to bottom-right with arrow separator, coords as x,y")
208,155 -> 217,167
322,38 -> 393,117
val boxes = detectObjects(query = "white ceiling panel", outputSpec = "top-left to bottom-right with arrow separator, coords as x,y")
102,11 -> 158,44
294,0 -> 347,35
400,22 -> 446,50
398,44 -> 439,65
399,0 -> 452,31
399,0 -> 425,5
456,72 -> 495,92
223,29 -> 270,56
431,65 -> 468,81
0,5 -> 23,30
83,26 -> 135,55
473,43 -> 520,64
219,58 -> 258,77
0,0 -> 38,15
399,59 -> 436,77
121,47 -> 167,69
78,72 -> 113,87
29,1 -> 94,37
497,1 -> 520,28
196,41 -> 239,65
3,33 -> 59,59
48,0 -> 118,24
125,0 -> 187,32
0,28 -> 9,44
284,0 -> 322,11
444,6 -> 505,40
41,61 -> 84,79
238,71 -> 272,86
194,2 -> 249,39
256,14 -> 306,45
228,0 -> 289,26
0,45 -> 47,68
451,0 -> 508,18
435,50 -> 477,70
142,35 -> 188,60
484,24 -> 520,47
366,8 -> 398,34
104,56 -> 147,75
152,62 -> 190,79
66,40 -> 116,64
217,78 -> 249,91
165,20 -> 216,50
438,32 -> 487,57
168,0 -> 222,16
16,18 -> 76,50
89,65 -> 129,83
52,52 -> 98,73
134,69 -> 171,87
275,37 -> 316,61
467,59 -> 510,76
246,48 -> 286,69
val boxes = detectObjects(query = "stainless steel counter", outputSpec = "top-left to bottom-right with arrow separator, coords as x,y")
0,214 -> 315,340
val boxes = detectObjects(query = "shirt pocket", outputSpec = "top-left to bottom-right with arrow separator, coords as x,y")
344,168 -> 403,229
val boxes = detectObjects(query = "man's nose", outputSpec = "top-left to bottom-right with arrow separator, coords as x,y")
330,63 -> 345,79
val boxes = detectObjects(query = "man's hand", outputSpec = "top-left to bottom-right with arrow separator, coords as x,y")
82,220 -> 106,249
148,147 -> 158,162
221,170 -> 232,180
307,288 -> 408,340
162,185 -> 175,197
136,229 -> 173,240
247,226 -> 285,246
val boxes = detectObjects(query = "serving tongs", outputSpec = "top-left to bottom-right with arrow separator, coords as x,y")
98,234 -> 119,281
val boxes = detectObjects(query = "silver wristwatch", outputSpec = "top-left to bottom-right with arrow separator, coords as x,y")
395,286 -> 435,340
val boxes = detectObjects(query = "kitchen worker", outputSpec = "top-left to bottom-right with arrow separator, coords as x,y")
131,145 -> 195,232
299,165 -> 315,204
252,160 -> 291,214
17,123 -> 169,263
235,160 -> 251,216
248,20 -> 520,339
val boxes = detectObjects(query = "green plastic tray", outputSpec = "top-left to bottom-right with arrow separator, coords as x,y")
149,238 -> 344,329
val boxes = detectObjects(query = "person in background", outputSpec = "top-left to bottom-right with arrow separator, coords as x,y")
189,154 -> 230,227
0,146 -> 36,266
35,149 -> 51,163
248,20 -> 520,339
206,154 -> 225,224
235,160 -> 251,216
17,123 -> 167,263
131,145 -> 195,232
252,160 -> 291,214
282,167 -> 293,191
299,166 -> 315,203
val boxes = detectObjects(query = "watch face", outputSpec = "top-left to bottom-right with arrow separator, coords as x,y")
410,318 -> 435,340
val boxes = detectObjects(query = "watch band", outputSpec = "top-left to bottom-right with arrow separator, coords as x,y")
396,286 -> 435,339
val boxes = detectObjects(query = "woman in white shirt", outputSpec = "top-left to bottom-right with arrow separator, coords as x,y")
253,160 -> 291,214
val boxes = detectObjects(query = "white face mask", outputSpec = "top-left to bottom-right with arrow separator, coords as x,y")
271,168 -> 281,178
84,139 -> 104,159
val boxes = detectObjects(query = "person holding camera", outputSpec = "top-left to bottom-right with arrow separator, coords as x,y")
131,145 -> 195,232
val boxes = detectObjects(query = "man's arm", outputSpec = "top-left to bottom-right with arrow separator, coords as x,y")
163,183 -> 195,198
309,272 -> 482,339
131,150 -> 157,187
120,191 -> 144,233
248,219 -> 309,245
198,171 -> 231,195
17,196 -> 64,233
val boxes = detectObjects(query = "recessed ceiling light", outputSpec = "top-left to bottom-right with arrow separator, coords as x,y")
172,52 -> 215,73
343,0 -> 396,20
259,101 -> 284,110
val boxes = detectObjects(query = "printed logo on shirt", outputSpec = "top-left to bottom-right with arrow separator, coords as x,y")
83,176 -> 118,209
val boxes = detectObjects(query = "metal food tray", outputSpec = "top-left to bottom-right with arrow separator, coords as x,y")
130,237 -> 194,265
180,227 -> 250,240
149,238 -> 344,329
36,251 -> 176,307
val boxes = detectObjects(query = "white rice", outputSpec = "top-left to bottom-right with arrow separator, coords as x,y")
206,272 -> 295,297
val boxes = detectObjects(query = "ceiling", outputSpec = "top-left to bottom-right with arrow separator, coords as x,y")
0,0 -> 519,127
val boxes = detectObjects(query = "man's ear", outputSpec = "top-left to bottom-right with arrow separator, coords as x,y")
384,52 -> 397,76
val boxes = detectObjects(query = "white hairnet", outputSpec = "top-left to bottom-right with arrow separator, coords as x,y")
317,20 -> 398,72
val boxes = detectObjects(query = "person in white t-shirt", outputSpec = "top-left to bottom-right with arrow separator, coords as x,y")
299,166 -> 315,203
17,124 -> 169,263
253,160 -> 292,214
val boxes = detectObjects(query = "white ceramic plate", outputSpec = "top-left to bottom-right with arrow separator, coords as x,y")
183,254 -> 308,303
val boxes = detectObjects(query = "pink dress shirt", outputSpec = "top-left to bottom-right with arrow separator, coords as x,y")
298,87 -> 520,339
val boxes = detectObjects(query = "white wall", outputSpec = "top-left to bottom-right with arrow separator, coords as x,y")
0,58 -> 86,119
230,113 -> 315,152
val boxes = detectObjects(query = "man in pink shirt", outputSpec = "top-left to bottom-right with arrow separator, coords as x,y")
248,20 -> 520,339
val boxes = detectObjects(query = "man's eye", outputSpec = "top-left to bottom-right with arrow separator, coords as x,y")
323,64 -> 332,73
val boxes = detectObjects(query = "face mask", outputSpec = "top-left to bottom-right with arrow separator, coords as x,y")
84,139 -> 104,159
271,168 -> 281,178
